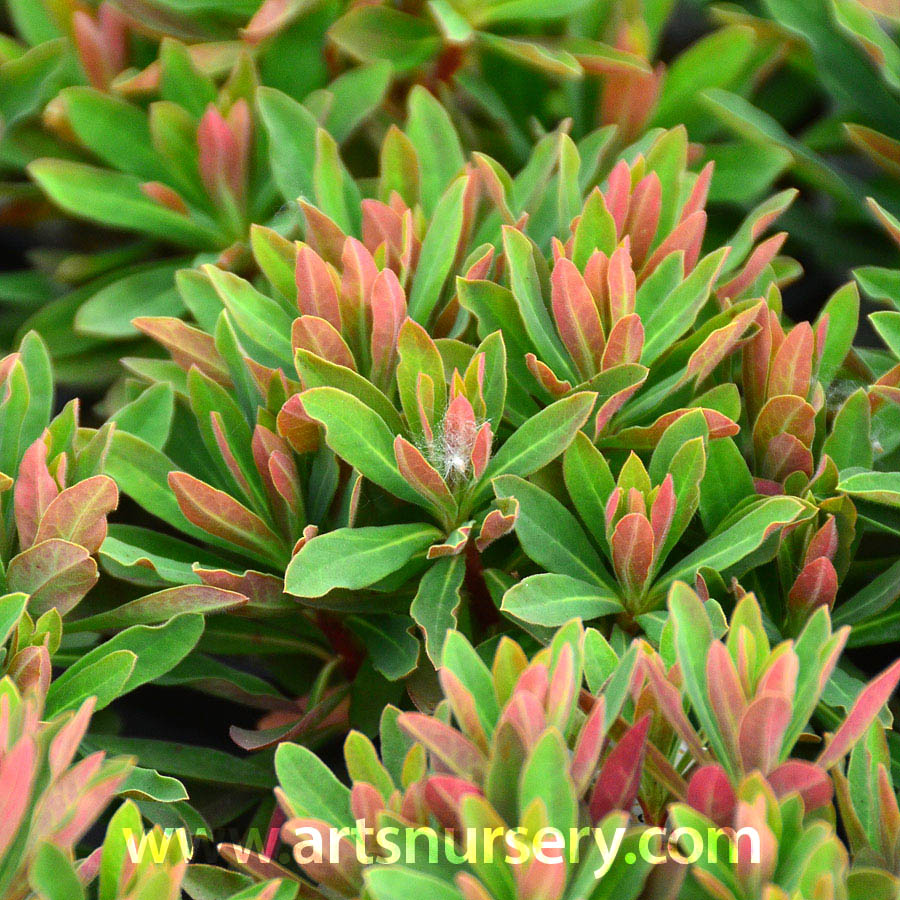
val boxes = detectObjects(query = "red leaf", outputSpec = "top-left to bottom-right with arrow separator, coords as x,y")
753,395 -> 816,459
649,474 -> 675,553
686,764 -> 736,827
767,760 -> 832,811
788,557 -> 838,617
397,713 -> 486,782
641,211 -> 706,281
425,775 -> 483,831
525,354 -> 572,396
168,472 -> 283,561
277,394 -> 320,455
606,241 -> 636,323
370,269 -> 406,390
197,103 -> 246,201
339,237 -> 378,352
717,232 -> 787,302
394,436 -> 454,514
6,539 -> 98,617
706,641 -> 744,757
133,317 -> 231,386
623,173 -> 661,267
571,697 -> 606,796
300,201 -> 346,266
589,714 -> 651,823
685,302 -> 762,385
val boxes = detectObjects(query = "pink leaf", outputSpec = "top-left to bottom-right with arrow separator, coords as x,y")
767,321 -> 814,401
397,713 -> 486,782
370,269 -> 406,390
14,439 -> 58,550
601,313 -> 643,370
737,693 -> 792,774
551,258 -> 605,378
818,659 -> 900,770
295,245 -> 341,329
606,241 -> 636,323
610,513 -> 654,596
34,475 -> 117,554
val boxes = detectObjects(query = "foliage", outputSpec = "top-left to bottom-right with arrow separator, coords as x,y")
4,0 -> 900,896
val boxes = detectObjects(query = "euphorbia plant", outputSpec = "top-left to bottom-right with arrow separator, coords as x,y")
498,415 -> 808,629
287,318 -> 596,665
457,127 -> 799,442
833,721 -> 900,899
0,676 -> 134,899
252,621 -> 663,900
643,583 -> 900,826
669,772 -> 852,900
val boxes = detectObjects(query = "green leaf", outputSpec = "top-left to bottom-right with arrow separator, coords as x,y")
295,349 -> 404,434
110,382 -> 175,451
321,61 -> 392,143
834,558 -> 900,629
824,389 -> 873,472
839,471 -> 900,508
698,437 -> 754,533
0,593 -> 28,646
668,583 -> 734,774
48,615 -> 205,716
120,767 -> 189,803
313,127 -> 361,235
475,391 -> 596,505
407,176 -> 468,323
285,524 -> 441,597
29,842 -> 85,900
502,574 -> 622,626
652,26 -> 755,132
346,614 -> 420,680
652,496 -> 807,601
519,730 -> 577,836
75,261 -> 186,339
562,431 -> 615,545
256,86 -> 318,202
275,742 -> 352,827
817,282 -> 859,388
44,649 -> 137,716
27,159 -> 223,247
329,7 -> 440,73
62,87 -> 166,182
66,584 -> 245,633
503,226 -> 577,382
411,554 -> 466,665
493,474 -> 615,588
86,734 -> 273,789
203,265 -> 294,368
298,386 -> 421,505
442,629 -> 500,735
366,868 -> 460,900
641,247 -> 729,365
100,802 -> 143,900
